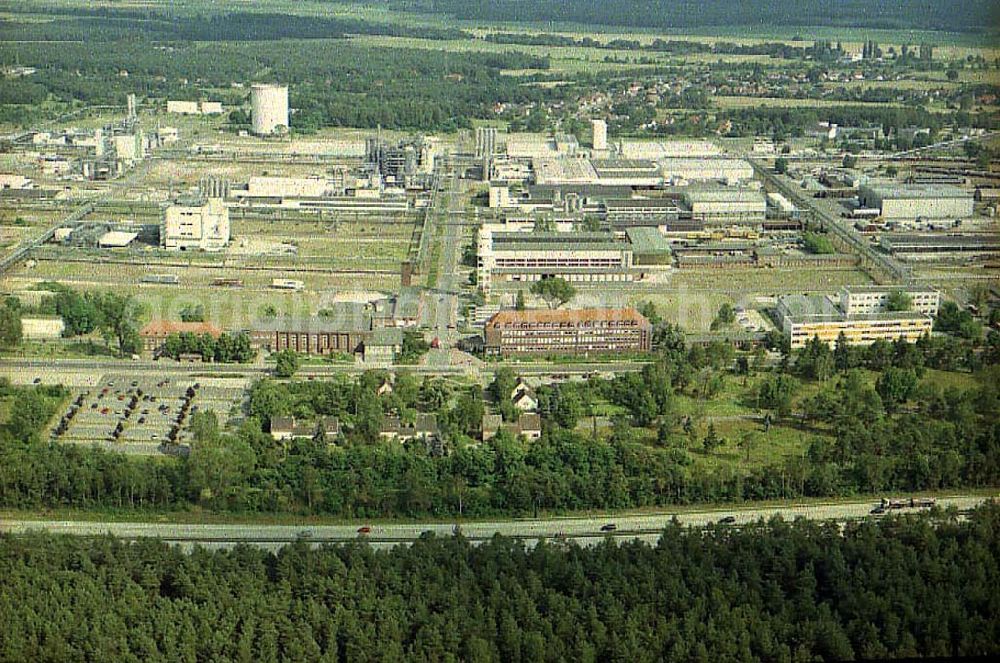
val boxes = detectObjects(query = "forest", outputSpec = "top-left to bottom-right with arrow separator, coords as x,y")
408,0 -> 999,33
1,505 -> 998,661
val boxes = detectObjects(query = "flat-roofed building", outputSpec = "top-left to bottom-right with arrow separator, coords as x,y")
166,100 -> 200,115
484,307 -> 652,356
162,197 -> 229,251
880,233 -> 1000,256
682,188 -> 767,225
477,229 -> 634,293
775,294 -> 933,349
97,230 -> 138,248
604,197 -> 681,226
839,285 -> 940,317
858,182 -> 974,220
660,157 -> 753,183
21,316 -> 65,340
590,159 -> 662,186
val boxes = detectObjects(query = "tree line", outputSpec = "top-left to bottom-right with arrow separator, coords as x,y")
1,505 -> 998,661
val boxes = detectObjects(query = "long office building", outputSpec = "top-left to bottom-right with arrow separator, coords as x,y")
839,285 -> 940,316
249,316 -> 402,360
484,308 -> 652,356
477,229 -> 634,293
776,292 -> 933,349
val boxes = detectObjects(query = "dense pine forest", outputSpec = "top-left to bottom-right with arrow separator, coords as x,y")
1,506 -> 998,661
407,0 -> 999,33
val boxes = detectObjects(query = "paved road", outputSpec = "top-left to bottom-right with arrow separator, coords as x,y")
1,358 -> 648,383
2,495 -> 990,550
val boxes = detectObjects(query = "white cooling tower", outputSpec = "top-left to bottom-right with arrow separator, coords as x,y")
251,84 -> 289,136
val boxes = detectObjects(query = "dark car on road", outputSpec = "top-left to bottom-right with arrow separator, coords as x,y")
600,523 -> 617,532
357,526 -> 372,535
718,516 -> 736,524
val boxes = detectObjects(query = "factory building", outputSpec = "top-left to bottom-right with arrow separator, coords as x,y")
250,84 -> 289,136
0,174 -> 32,190
682,188 -> 767,225
532,158 -> 662,187
879,233 -> 1000,256
604,198 -> 681,226
249,315 -> 402,361
621,140 -> 722,159
775,293 -> 933,350
659,157 -> 754,183
476,126 -> 498,180
246,175 -> 348,199
839,285 -> 940,317
166,100 -> 200,115
484,308 -> 652,357
858,183 -> 974,220
507,133 -> 579,159
365,135 -> 436,186
162,197 -> 230,251
477,229 -> 634,293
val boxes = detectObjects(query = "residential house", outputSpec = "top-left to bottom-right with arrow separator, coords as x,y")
270,416 -> 341,441
380,413 -> 440,442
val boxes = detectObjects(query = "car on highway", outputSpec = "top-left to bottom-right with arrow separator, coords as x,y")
33,377 -> 42,384
600,523 -> 617,532
357,526 -> 372,535
870,506 -> 886,515
718,516 -> 736,525
297,530 -> 314,539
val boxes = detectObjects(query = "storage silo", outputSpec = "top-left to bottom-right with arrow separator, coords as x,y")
250,84 -> 289,136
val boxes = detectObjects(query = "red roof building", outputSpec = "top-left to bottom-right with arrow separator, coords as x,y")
139,321 -> 223,352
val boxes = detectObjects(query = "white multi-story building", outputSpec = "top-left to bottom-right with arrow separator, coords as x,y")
162,197 -> 230,251
776,293 -> 934,349
477,228 -> 633,293
839,286 -> 940,317
591,119 -> 608,150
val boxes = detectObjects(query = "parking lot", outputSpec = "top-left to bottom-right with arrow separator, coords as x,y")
51,374 -> 249,454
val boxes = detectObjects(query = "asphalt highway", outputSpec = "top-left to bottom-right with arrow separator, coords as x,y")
2,495 -> 990,550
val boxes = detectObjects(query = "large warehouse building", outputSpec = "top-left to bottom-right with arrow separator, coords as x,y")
682,188 -> 767,225
858,183 -> 974,220
659,157 -> 753,183
484,307 -> 652,357
477,229 -> 634,293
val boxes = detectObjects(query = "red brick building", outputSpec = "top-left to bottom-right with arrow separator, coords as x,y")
484,308 -> 652,357
139,320 -> 223,353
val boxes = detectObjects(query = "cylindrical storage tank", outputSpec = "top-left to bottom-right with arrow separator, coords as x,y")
251,84 -> 289,136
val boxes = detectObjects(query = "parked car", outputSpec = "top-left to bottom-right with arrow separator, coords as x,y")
718,516 -> 736,525
600,523 -> 617,532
